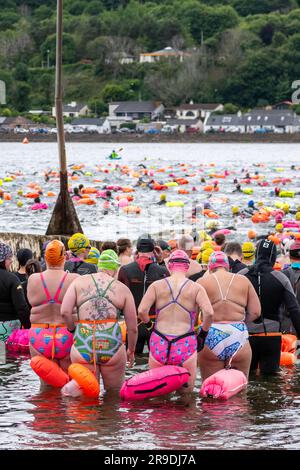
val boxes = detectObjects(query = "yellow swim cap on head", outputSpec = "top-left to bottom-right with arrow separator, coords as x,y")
296,212 -> 300,221
201,241 -> 213,252
198,230 -> 212,242
275,223 -> 283,232
160,193 -> 166,200
242,242 -> 255,259
232,206 -> 239,215
282,203 -> 290,214
68,233 -> 90,255
45,240 -> 66,266
86,247 -> 100,265
202,248 -> 214,264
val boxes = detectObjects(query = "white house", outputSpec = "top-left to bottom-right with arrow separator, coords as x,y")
204,114 -> 244,133
139,47 -> 191,63
108,100 -> 165,129
242,109 -> 296,134
176,102 -> 224,121
52,101 -> 90,118
71,118 -> 111,134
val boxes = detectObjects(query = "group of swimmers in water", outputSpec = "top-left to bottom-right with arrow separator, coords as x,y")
1,227 -> 300,396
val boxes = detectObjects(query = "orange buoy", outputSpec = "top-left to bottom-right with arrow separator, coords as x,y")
22,137 -> 29,144
3,193 -> 11,201
281,334 -> 297,353
280,352 -> 296,366
68,363 -> 100,398
77,198 -> 96,205
119,321 -> 127,344
25,192 -> 40,199
82,187 -> 97,194
47,191 -> 56,197
30,356 -> 69,387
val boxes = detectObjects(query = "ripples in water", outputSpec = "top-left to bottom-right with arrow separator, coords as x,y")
1,354 -> 300,449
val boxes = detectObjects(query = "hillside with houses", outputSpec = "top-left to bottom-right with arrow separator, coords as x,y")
0,0 -> 300,122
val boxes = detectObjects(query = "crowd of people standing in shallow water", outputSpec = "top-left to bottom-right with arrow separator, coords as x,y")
1,227 -> 300,396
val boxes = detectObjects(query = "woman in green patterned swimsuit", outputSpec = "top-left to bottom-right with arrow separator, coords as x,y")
61,250 -> 138,391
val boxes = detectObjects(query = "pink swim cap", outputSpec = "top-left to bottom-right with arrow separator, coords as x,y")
168,250 -> 190,272
208,251 -> 229,272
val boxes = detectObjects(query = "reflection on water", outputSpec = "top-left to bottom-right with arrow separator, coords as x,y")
1,354 -> 300,449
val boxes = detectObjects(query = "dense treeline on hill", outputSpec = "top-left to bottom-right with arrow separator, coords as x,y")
0,0 -> 300,115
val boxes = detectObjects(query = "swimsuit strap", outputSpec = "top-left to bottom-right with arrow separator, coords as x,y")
91,274 -> 115,299
40,272 -> 52,303
213,273 -> 235,302
156,278 -> 193,319
53,272 -> 68,303
40,272 -> 68,305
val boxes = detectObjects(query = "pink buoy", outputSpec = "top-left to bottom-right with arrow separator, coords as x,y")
120,365 -> 190,401
200,369 -> 247,400
6,329 -> 29,353
118,198 -> 128,207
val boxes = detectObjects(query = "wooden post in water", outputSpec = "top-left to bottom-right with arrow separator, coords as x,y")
46,0 -> 82,236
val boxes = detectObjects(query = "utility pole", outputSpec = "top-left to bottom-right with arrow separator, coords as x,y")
46,0 -> 82,236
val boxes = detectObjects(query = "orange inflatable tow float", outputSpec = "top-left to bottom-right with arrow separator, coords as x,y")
30,356 -> 69,387
68,363 -> 100,398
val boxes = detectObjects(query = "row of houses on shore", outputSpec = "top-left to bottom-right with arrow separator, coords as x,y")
1,100 -> 300,134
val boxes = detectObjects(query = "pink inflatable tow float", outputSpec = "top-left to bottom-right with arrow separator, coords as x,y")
200,369 -> 247,400
120,365 -> 190,401
6,329 -> 29,354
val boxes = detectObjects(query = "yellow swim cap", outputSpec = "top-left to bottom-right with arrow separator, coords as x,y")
295,212 -> 300,221
86,247 -> 100,265
160,193 -> 166,201
275,223 -> 283,232
282,203 -> 290,214
232,206 -> 239,215
201,241 -> 213,252
202,248 -> 214,264
198,230 -> 212,242
68,233 -> 90,255
242,242 -> 255,259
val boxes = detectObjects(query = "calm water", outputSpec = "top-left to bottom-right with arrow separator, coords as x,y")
1,353 -> 300,450
0,142 -> 300,241
1,142 -> 300,450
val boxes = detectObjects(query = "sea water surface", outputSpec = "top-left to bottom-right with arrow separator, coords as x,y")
0,142 -> 300,241
1,142 -> 300,450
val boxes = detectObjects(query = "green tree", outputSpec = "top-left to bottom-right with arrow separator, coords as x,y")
11,82 -> 31,112
41,33 -> 77,64
14,63 -> 29,82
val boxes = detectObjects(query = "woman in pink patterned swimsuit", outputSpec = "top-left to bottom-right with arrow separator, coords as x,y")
27,240 -> 79,379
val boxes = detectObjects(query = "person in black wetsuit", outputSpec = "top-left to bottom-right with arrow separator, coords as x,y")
0,242 -> 30,340
224,242 -> 247,273
118,235 -> 169,354
239,239 -> 300,375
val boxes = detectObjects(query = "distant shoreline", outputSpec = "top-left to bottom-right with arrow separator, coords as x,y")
1,133 -> 300,144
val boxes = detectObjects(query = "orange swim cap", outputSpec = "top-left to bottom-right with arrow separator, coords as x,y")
45,240 -> 66,266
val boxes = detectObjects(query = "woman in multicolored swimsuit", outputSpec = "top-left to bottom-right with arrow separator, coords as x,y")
27,240 -> 79,379
197,251 -> 261,380
61,250 -> 138,391
138,250 -> 214,393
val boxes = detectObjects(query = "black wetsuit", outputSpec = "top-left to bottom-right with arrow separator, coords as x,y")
228,257 -> 247,274
240,266 -> 300,374
0,268 -> 30,328
118,261 -> 169,354
64,260 -> 97,276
